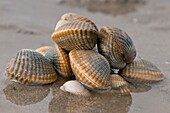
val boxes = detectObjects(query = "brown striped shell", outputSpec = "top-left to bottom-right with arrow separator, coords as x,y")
119,57 -> 164,83
69,50 -> 111,92
45,44 -> 73,78
97,26 -> 136,69
60,12 -> 98,31
6,49 -> 58,85
110,74 -> 130,94
52,21 -> 98,51
35,46 -> 52,56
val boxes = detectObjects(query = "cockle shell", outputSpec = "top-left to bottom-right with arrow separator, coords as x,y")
110,74 -> 130,94
55,13 -> 98,31
119,57 -> 164,83
45,44 -> 73,78
97,26 -> 136,69
60,80 -> 90,96
35,46 -> 52,56
60,12 -> 98,31
52,21 -> 98,51
55,19 -> 70,31
69,50 -> 111,92
6,49 -> 58,85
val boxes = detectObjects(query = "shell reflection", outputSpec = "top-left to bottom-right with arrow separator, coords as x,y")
49,88 -> 132,113
3,83 -> 50,105
128,84 -> 152,93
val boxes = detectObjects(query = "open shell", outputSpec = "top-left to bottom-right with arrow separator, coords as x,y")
69,50 -> 111,92
6,49 -> 58,85
52,21 -> 98,51
97,26 -> 136,69
45,44 -> 72,78
119,57 -> 164,83
110,74 -> 130,94
60,80 -> 90,96
35,46 -> 52,56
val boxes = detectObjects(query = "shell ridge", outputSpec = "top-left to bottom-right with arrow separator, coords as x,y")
119,57 -> 164,83
6,49 -> 57,85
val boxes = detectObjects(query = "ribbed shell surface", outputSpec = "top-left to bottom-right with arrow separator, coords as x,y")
52,21 -> 98,51
45,44 -> 72,78
119,57 -> 164,83
61,13 -> 98,31
6,49 -> 57,85
110,74 -> 130,94
74,16 -> 98,31
35,46 -> 52,56
69,50 -> 111,92
98,26 -> 136,69
55,19 -> 70,31
110,74 -> 129,89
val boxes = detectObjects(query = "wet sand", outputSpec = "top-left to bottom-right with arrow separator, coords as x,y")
0,0 -> 170,113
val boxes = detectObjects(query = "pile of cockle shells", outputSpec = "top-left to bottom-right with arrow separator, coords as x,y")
6,13 -> 164,96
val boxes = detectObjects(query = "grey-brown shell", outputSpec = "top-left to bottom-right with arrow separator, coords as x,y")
69,50 -> 111,92
97,26 -> 136,69
52,21 -> 98,51
60,12 -> 98,31
35,46 -> 52,56
45,44 -> 73,78
55,19 -> 70,31
110,74 -> 130,94
119,57 -> 164,83
6,49 -> 58,85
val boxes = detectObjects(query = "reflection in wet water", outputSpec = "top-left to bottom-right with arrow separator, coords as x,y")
2,76 -> 152,112
49,77 -> 132,113
3,82 -> 50,106
49,92 -> 132,113
128,84 -> 152,93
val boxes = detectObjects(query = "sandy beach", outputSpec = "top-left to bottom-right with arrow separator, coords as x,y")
0,0 -> 170,113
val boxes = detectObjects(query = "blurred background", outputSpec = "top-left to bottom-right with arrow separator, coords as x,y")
0,0 -> 170,113
59,0 -> 145,15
